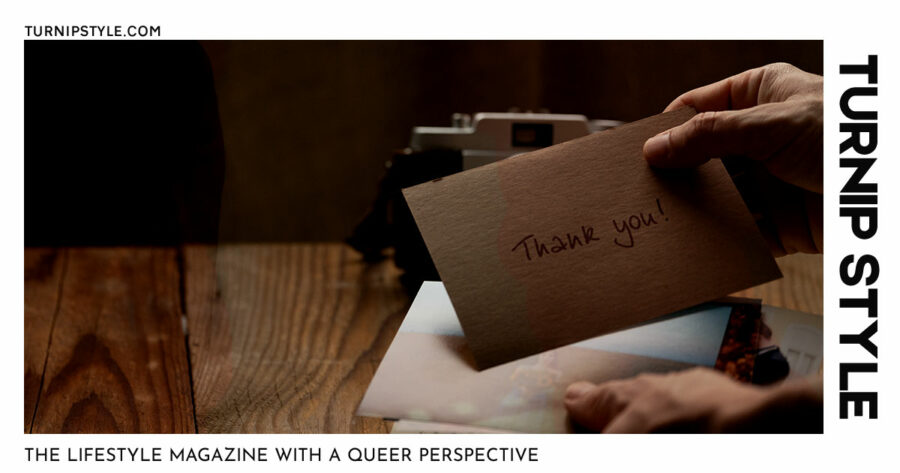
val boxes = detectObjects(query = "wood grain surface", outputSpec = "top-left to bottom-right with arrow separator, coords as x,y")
732,253 -> 823,315
200,41 -> 822,242
24,245 -> 820,433
24,248 -> 68,432
29,248 -> 195,433
183,243 -> 408,433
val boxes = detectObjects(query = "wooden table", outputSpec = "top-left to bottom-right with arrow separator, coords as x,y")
24,244 -> 822,433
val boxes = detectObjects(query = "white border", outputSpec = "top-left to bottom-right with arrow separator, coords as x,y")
3,1 -> 898,471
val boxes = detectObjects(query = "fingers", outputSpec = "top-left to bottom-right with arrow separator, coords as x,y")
643,103 -> 797,169
664,65 -> 769,113
602,407 -> 651,434
566,369 -> 760,433
564,381 -> 629,432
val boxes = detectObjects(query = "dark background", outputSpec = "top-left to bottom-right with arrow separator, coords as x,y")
26,40 -> 822,245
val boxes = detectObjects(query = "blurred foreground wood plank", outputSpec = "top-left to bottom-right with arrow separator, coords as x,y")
27,248 -> 195,433
24,248 -> 67,432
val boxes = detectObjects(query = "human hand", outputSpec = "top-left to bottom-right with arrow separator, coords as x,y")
564,367 -> 822,433
643,63 -> 823,256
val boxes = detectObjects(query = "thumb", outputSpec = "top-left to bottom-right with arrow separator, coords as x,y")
564,381 -> 627,432
643,104 -> 789,168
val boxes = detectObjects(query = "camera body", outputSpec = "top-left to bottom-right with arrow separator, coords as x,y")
411,112 -> 622,169
348,112 -> 623,289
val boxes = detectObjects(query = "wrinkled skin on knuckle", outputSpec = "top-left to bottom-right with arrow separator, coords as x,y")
673,112 -> 720,158
693,111 -> 721,135
767,61 -> 799,77
761,62 -> 823,103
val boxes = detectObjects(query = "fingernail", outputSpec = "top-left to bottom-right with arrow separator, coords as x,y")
566,381 -> 594,401
643,131 -> 671,161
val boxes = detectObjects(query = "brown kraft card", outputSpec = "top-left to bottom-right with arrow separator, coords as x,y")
403,107 -> 782,369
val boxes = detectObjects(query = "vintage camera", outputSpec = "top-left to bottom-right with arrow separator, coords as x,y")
348,112 -> 622,290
